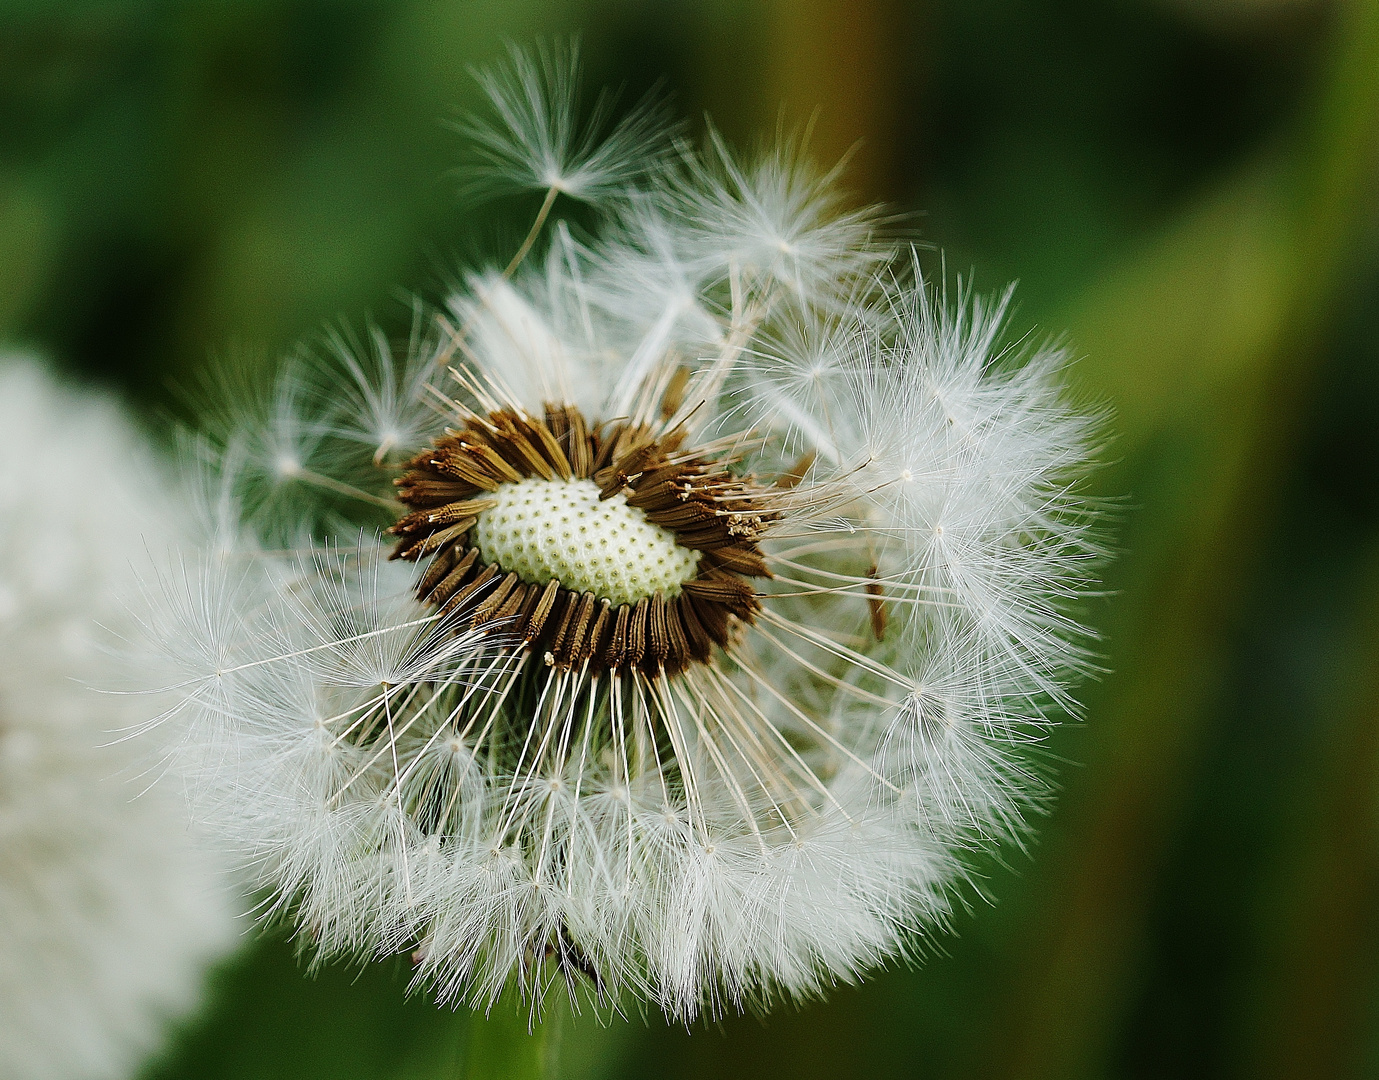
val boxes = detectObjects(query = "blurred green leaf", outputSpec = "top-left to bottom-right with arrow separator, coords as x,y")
140,936 -> 467,1080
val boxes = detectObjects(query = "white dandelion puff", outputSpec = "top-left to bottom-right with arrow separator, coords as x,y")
842,272 -> 1105,711
148,47 -> 1104,1021
0,357 -> 238,1080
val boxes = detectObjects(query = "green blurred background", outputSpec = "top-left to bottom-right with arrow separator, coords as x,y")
4,0 -> 1379,1076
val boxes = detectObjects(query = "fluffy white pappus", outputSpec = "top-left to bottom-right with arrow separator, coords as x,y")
875,636 -> 1058,846
145,46 -> 1104,1023
192,350 -> 340,541
666,128 -> 893,310
319,311 -> 447,470
0,357 -> 239,1080
838,276 -> 1105,714
447,53 -> 896,421
447,264 -> 611,420
188,327 -> 445,548
151,538 -> 532,968
730,302 -> 882,464
460,40 -> 678,203
580,196 -> 727,392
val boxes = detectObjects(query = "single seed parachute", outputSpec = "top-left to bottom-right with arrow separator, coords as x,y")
151,43 -> 1104,1019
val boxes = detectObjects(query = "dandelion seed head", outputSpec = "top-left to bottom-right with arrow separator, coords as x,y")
147,47 -> 1105,1021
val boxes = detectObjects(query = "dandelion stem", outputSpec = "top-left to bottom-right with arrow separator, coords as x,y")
464,990 -> 565,1080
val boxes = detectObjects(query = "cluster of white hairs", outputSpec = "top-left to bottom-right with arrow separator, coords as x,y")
0,358 -> 239,1080
151,43 -> 1102,1020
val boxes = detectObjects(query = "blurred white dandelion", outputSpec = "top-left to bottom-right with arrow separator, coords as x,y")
153,46 -> 1103,1020
0,357 -> 238,1080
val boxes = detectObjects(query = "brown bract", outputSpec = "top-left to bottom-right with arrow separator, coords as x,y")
388,403 -> 780,677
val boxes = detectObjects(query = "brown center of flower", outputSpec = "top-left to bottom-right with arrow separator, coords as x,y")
388,403 -> 776,676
